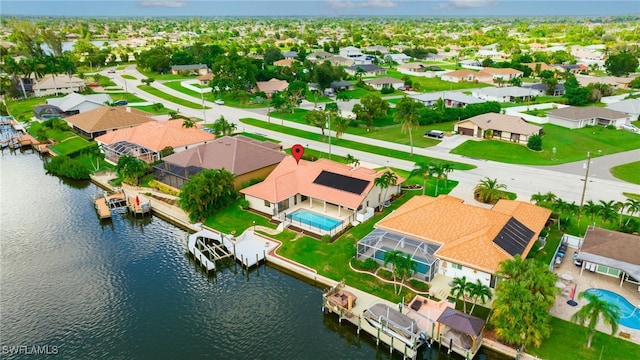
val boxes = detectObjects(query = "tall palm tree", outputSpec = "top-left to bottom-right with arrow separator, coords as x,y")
473,177 -> 508,204
374,170 -> 397,211
598,200 -> 617,226
383,250 -> 416,295
552,198 -> 569,231
571,291 -> 621,349
442,163 -> 453,189
394,96 -> 420,156
581,200 -> 600,226
44,54 -> 60,95
2,56 -> 27,98
430,163 -> 446,196
345,154 -> 360,168
410,161 -> 431,196
331,115 -> 349,139
530,192 -> 547,206
58,55 -> 77,80
468,279 -> 493,315
624,198 -> 640,226
450,276 -> 471,313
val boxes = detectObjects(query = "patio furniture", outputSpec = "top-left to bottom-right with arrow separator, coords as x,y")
561,273 -> 573,282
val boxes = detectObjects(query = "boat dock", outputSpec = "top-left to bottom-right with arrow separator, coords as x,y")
187,227 -> 276,273
93,190 -> 150,219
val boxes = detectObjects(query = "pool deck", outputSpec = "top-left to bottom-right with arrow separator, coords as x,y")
550,245 -> 640,344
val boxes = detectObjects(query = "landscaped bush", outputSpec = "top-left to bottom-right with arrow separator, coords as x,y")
528,134 -> 543,151
44,155 -> 91,180
408,278 -> 430,292
321,234 -> 332,243
380,87 -> 394,94
352,258 -> 380,272
238,198 -> 250,210
148,180 -> 180,196
240,177 -> 264,189
377,268 -> 393,281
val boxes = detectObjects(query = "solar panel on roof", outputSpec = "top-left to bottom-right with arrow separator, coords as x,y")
313,170 -> 370,194
492,217 -> 535,256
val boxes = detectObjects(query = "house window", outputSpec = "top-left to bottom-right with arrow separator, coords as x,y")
264,200 -> 270,208
451,263 -> 462,270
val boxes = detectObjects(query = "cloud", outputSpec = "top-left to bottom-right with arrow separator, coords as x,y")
433,0 -> 498,10
328,0 -> 398,9
138,1 -> 188,8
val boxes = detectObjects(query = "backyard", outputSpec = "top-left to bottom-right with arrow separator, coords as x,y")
137,85 -> 207,109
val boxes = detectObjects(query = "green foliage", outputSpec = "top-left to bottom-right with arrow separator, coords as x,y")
380,87 -> 394,94
630,77 -> 640,89
44,155 -> 91,180
604,50 -> 639,77
473,177 -> 509,204
115,155 -> 151,186
571,291 -> 621,348
417,101 -> 501,125
137,46 -> 172,73
563,75 -> 590,106
321,235 -> 332,243
179,169 -> 237,222
527,134 -> 543,151
352,94 -> 389,128
240,177 -> 264,189
238,198 -> 250,210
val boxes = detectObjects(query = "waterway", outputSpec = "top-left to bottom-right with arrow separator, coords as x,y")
0,151 -> 511,360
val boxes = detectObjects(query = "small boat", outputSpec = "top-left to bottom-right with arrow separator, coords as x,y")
363,303 -> 427,348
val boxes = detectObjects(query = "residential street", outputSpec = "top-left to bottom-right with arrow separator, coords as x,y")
109,67 -> 640,205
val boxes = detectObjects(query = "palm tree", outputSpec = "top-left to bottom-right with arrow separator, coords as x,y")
615,200 -> 626,227
581,200 -> 599,226
44,54 -> 60,95
394,96 -> 420,156
598,200 -> 618,227
58,55 -> 77,80
571,291 -> 621,348
383,251 -> 417,295
181,118 -> 196,128
374,170 -> 397,211
552,198 -> 569,231
331,115 -> 349,139
442,163 -> 453,189
382,250 -> 403,294
473,177 -> 508,204
345,154 -> 360,168
530,192 -> 547,206
450,276 -> 471,313
430,163 -> 446,196
410,161 -> 431,196
212,115 -> 236,136
468,279 -> 493,315
624,198 -> 640,226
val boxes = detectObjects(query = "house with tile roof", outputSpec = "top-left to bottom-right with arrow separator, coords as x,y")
547,106 -> 629,129
196,73 -> 213,86
454,113 -> 542,144
478,67 -> 523,82
471,86 -> 534,103
357,195 -> 551,286
328,55 -> 355,67
255,78 -> 289,98
307,50 -> 333,62
152,135 -> 285,190
65,106 -> 154,139
440,69 -> 481,83
96,119 -> 216,164
33,74 -> 85,97
46,93 -> 112,116
240,157 -> 404,235
273,59 -> 296,67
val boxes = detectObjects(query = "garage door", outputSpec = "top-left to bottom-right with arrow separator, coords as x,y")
458,127 -> 474,136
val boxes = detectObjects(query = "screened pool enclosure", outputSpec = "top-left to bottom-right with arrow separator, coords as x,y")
357,229 -> 441,281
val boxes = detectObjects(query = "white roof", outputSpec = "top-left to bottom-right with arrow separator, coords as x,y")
474,86 -> 533,98
47,93 -> 112,111
35,74 -> 84,90
606,99 -> 640,115
411,91 -> 485,104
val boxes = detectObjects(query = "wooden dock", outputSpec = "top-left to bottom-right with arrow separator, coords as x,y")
94,198 -> 112,219
93,191 -> 129,220
126,195 -> 151,216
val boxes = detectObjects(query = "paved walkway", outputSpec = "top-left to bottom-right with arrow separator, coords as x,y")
110,66 -> 640,206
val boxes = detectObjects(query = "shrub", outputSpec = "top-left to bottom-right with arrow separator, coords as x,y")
321,234 -> 332,243
148,180 -> 180,196
362,258 -> 380,271
408,279 -> 430,292
527,134 -> 543,151
380,87 -> 394,94
44,155 -> 91,180
238,198 -> 250,210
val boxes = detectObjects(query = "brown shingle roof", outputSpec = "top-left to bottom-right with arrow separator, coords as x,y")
459,113 -> 542,136
256,78 -> 289,93
66,106 -> 153,133
160,135 -> 285,176
479,67 -> 523,76
376,195 -> 551,273
95,119 -> 215,152
580,227 -> 640,267
547,106 -> 628,121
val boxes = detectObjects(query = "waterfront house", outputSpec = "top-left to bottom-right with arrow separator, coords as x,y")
153,135 -> 285,190
357,195 -> 551,286
454,112 -> 542,144
46,93 -> 112,117
33,74 -> 85,97
65,106 -> 154,139
96,119 -> 215,164
547,106 -> 629,129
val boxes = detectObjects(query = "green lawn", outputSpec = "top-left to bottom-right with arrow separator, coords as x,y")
348,124 -> 448,148
450,124 -> 640,165
203,199 -> 276,234
99,77 -> 117,87
610,161 -> 640,185
121,74 -> 137,80
137,85 -> 209,109
338,88 -> 373,99
240,117 -> 475,170
162,81 -> 269,109
270,108 -> 398,129
385,69 -> 491,92
269,109 -> 309,123
103,92 -> 145,103
137,67 -> 191,81
27,122 -> 76,142
5,96 -> 52,121
236,132 -> 280,143
130,104 -> 173,115
48,137 -> 93,155
529,317 -> 640,360
284,147 -> 349,164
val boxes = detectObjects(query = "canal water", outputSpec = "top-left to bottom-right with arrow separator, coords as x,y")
0,151 -> 511,360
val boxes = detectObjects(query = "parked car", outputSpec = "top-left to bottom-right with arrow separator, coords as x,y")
424,130 -> 444,139
113,100 -> 128,106
107,69 -> 116,74
214,99 -> 225,105
620,123 -> 639,133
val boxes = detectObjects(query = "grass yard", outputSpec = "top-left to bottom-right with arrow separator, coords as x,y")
269,109 -> 309,124
48,137 -> 93,155
451,124 -> 640,165
240,117 -> 475,170
284,147 -> 349,164
348,123 -> 452,148
337,88 -> 373,99
610,161 -> 640,185
163,81 -> 268,109
385,69 -> 490,92
27,121 -> 76,142
136,67 -> 191,81
236,132 -> 280,143
528,317 -> 640,360
104,92 -> 145,103
121,74 -> 137,80
522,108 -> 552,117
5,96 -> 52,121
130,104 -> 173,115
137,85 -> 208,109
203,199 -> 276,234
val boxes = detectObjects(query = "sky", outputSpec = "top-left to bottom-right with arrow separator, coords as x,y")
1,0 -> 638,17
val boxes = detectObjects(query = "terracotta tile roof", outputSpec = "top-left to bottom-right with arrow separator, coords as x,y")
66,106 -> 153,133
256,78 -> 289,93
161,135 -> 285,176
241,157 -> 405,210
443,69 -> 478,78
95,119 -> 215,152
459,112 -> 541,136
547,106 -> 628,121
376,195 -> 551,273
274,59 -> 295,67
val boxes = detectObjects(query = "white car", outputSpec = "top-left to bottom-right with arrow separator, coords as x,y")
214,99 -> 225,105
620,124 -> 639,133
107,69 -> 116,73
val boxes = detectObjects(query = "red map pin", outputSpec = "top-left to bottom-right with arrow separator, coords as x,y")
291,144 -> 305,164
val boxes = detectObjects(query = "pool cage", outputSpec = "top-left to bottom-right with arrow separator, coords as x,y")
152,161 -> 205,189
102,141 -> 158,164
357,228 -> 441,282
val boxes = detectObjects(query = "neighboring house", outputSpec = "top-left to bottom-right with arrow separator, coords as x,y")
576,227 -> 640,286
522,62 -> 556,74
606,99 -> 640,121
454,112 -> 542,144
411,92 -> 486,108
273,59 -> 295,67
344,64 -> 386,77
521,83 -> 565,97
255,78 -> 289,98
170,64 -> 209,75
339,46 -> 364,59
397,62 -> 428,72
527,43 -> 547,52
357,195 -> 551,285
366,45 -> 389,54
557,64 -> 589,75
471,86 -> 534,103
329,80 -> 355,92
440,69 -> 479,83
363,77 -> 404,90
384,53 -> 411,64
478,67 -> 523,81
547,106 -> 629,129
96,119 -> 216,164
477,49 -> 506,59
33,74 -> 85,97
307,50 -> 333,62
196,73 -> 213,86
153,135 -> 285,190
282,51 -> 298,60
240,158 -> 404,233
575,75 -> 634,90
46,93 -> 112,116
328,55 -> 355,67
65,106 -> 154,139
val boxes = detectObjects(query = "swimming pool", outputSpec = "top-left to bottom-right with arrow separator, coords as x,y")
286,209 -> 343,231
584,288 -> 640,330
374,247 -> 430,275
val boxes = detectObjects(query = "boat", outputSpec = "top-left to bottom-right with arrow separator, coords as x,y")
363,303 -> 427,348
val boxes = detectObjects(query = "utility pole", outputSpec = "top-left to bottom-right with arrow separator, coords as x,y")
201,91 -> 206,124
326,111 -> 332,160
577,151 -> 591,225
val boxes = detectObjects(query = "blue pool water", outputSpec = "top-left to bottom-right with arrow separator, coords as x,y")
287,209 -> 342,231
585,288 -> 640,330
374,247 -> 430,275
